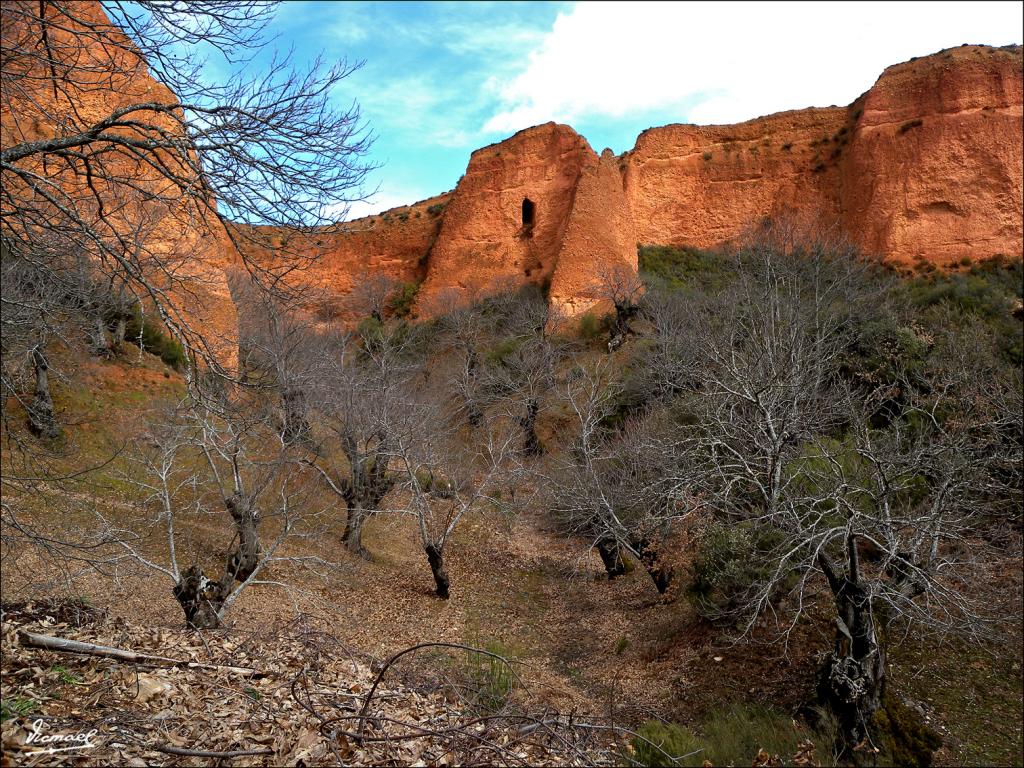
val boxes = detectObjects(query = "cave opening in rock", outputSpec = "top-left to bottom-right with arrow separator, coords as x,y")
521,198 -> 536,233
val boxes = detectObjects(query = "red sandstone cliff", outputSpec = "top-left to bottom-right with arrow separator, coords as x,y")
839,45 -> 1023,266
622,44 -> 1022,268
1,1 -> 240,367
5,10 -> 1020,338
420,123 -> 593,307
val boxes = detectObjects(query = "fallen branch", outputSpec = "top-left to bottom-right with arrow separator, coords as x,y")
153,745 -> 275,758
17,630 -> 264,677
355,642 -> 517,743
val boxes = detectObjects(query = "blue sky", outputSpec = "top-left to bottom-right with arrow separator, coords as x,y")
253,1 -> 1022,220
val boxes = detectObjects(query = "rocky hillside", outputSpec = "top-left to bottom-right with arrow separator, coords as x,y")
256,44 -> 1022,321
5,0 -> 1020,337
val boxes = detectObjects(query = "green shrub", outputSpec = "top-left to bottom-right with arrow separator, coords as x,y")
687,521 -> 788,621
123,309 -> 186,369
357,315 -> 384,345
485,337 -> 524,365
427,202 -> 446,217
0,697 -> 36,722
632,721 -> 704,767
638,245 -> 732,292
904,256 -> 1023,365
631,706 -> 807,767
388,281 -> 420,319
577,311 -> 609,342
465,641 -> 516,714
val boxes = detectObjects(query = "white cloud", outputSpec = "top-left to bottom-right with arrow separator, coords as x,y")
484,1 -> 1024,134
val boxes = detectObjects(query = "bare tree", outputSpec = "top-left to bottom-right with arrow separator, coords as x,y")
304,321 -> 416,559
348,272 -> 403,324
231,277 -> 327,446
591,265 -> 644,353
545,361 -> 682,593
658,228 -> 1009,758
120,398 -> 322,629
483,289 -> 564,457
391,396 -> 517,599
1,1 -> 375,597
1,0 -> 375,376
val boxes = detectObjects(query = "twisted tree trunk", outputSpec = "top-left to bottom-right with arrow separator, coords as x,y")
596,537 -> 626,579
281,387 -> 310,445
637,539 -> 673,594
173,565 -> 225,629
219,492 -> 261,592
425,543 -> 450,599
466,348 -> 483,427
342,503 -> 369,558
111,314 -> 127,350
27,346 -> 61,439
339,457 -> 394,559
520,398 -> 542,456
818,544 -> 887,760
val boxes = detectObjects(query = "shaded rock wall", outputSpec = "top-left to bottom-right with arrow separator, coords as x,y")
0,1 -> 241,368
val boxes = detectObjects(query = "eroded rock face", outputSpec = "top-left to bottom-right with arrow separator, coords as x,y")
417,124 -> 638,318
621,44 -> 1022,266
839,45 -> 1023,267
0,0 -> 240,369
233,194 -> 450,324
549,149 -> 638,318
419,123 -> 594,310
622,108 -> 849,249
6,7 -> 1020,346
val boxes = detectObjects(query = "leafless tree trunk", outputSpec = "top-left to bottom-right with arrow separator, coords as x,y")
596,538 -> 626,579
592,265 -> 644,353
27,345 -> 60,439
424,543 -> 450,600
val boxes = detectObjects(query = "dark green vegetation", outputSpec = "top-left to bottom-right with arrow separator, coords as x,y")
121,307 -> 186,369
637,244 -> 733,292
387,281 -> 421,319
631,705 -> 827,767
904,255 -> 1023,365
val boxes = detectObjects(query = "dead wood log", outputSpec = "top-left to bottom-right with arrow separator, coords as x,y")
153,745 -> 275,758
17,630 -> 264,677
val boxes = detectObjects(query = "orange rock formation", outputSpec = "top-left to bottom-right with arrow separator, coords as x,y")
624,44 -> 1023,269
840,45 -> 1023,266
418,124 -> 637,317
299,44 -> 1021,320
5,0 -> 1020,339
1,1 -> 240,367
